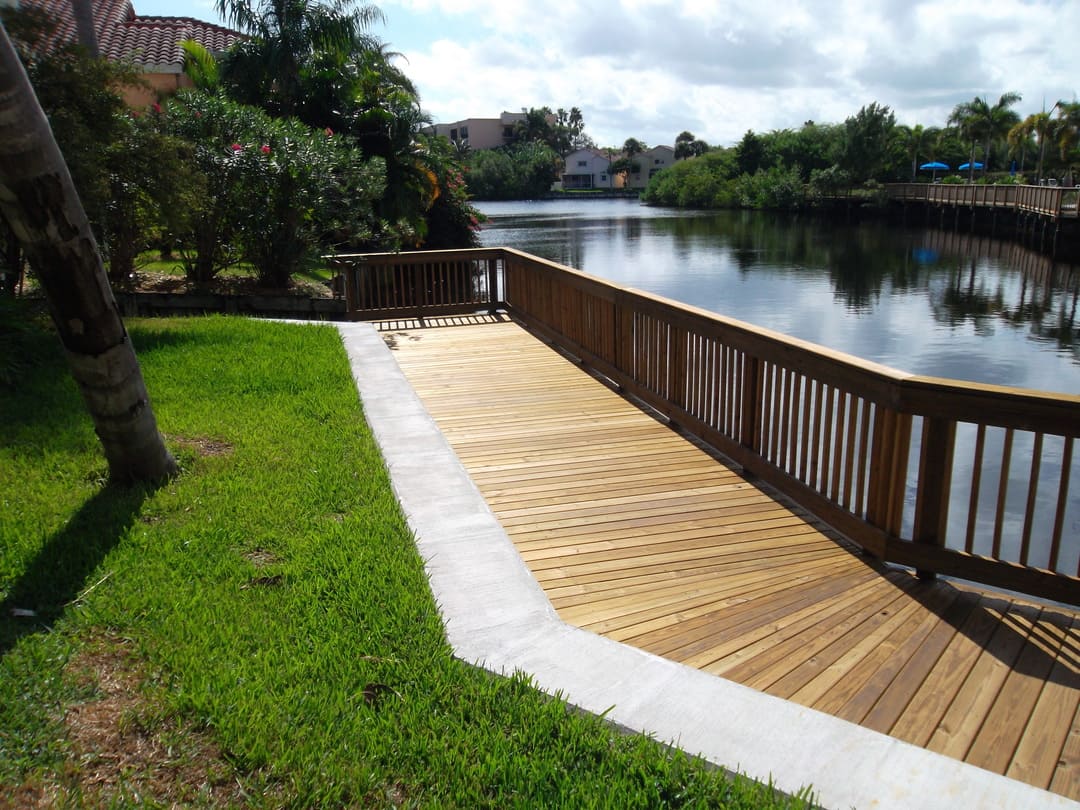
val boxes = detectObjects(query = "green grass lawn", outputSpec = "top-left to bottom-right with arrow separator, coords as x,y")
0,311 -> 814,808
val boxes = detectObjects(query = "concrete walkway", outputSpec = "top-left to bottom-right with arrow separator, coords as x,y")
337,321 -> 1078,810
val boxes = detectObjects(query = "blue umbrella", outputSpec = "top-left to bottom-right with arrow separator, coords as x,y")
958,161 -> 984,170
919,161 -> 949,181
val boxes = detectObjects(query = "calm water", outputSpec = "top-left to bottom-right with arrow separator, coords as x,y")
477,199 -> 1080,396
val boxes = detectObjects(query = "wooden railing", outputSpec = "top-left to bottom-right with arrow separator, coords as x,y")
334,248 -> 1080,605
887,183 -> 1079,219
329,249 -> 503,318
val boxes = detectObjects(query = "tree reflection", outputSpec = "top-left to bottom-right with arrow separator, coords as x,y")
925,231 -> 1079,360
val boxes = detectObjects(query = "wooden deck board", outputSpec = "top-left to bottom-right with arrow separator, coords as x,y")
383,317 -> 1080,802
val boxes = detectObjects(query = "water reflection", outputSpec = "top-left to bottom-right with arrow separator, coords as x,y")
478,200 -> 1080,394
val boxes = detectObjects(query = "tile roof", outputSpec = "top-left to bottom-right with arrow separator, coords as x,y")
19,0 -> 243,70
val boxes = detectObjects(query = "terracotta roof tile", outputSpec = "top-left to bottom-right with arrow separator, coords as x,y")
19,0 -> 242,69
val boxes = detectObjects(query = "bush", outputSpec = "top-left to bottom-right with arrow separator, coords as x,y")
735,165 -> 806,209
643,151 -> 738,209
160,92 -> 386,287
465,142 -> 561,200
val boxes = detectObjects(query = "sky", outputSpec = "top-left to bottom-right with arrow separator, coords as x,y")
136,0 -> 1078,149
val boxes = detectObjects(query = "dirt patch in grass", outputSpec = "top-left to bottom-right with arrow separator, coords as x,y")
244,548 -> 281,568
28,634 -> 252,808
172,436 -> 235,458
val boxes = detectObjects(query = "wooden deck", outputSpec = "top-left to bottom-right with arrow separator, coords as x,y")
380,314 -> 1080,803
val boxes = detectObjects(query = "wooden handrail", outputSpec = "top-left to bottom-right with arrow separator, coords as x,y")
335,247 -> 1080,605
886,182 -> 1079,219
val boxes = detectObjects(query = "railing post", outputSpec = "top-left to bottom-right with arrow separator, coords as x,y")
912,416 -> 957,580
739,356 -> 763,454
867,406 -> 912,541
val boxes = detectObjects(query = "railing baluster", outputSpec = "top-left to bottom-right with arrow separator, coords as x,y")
820,384 -> 836,496
809,379 -> 824,490
798,375 -> 812,483
830,390 -> 848,502
964,424 -> 987,554
1020,433 -> 1044,566
1049,436 -> 1073,573
842,395 -> 859,511
854,400 -> 872,518
992,428 -> 1015,559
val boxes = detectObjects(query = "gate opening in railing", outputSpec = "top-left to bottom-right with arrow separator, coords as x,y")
332,248 -> 1080,605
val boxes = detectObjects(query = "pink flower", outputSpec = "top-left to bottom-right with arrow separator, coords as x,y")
151,102 -> 162,114
260,144 -> 271,154
231,143 -> 243,152
194,111 -> 202,118
324,127 -> 333,138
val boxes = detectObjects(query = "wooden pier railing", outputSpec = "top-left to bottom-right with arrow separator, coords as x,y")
887,182 -> 1079,220
333,248 -> 1080,605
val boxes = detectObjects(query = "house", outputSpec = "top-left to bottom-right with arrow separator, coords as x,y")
626,145 -> 675,189
428,111 -> 528,151
561,148 -> 620,190
10,0 -> 242,107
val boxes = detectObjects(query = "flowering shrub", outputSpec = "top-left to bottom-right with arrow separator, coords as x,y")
158,92 -> 387,287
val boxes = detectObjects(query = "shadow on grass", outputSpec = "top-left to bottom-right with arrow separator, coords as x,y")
1,483 -> 152,656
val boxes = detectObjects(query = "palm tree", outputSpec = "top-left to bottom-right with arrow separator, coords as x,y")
1010,111 -> 1054,181
949,92 -> 1022,180
1007,117 -> 1033,176
897,124 -> 940,180
1054,101 -> 1080,168
215,0 -> 383,119
69,0 -> 98,56
0,26 -> 175,482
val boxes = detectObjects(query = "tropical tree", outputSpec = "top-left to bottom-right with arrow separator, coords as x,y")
897,123 -> 940,180
552,107 -> 591,155
215,0 -> 383,119
69,0 -> 99,56
0,25 -> 175,482
949,92 -> 1022,179
1010,111 -> 1054,180
735,130 -> 766,176
1053,100 -> 1080,179
513,106 -> 555,146
837,102 -> 896,183
1007,116 -> 1034,176
674,130 -> 709,160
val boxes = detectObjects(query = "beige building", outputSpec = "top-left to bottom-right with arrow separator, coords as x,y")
627,145 -> 676,189
428,112 -> 529,151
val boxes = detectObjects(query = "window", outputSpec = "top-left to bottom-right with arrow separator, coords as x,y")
577,160 -> 587,167
450,128 -> 458,141
460,126 -> 469,139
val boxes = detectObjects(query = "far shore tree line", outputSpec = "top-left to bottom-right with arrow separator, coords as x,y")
462,95 -> 1080,210
0,0 -> 483,298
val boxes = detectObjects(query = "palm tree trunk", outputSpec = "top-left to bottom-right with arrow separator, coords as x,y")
0,26 -> 175,483
69,0 -> 100,57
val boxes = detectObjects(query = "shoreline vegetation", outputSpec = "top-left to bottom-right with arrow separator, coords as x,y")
0,312 -> 815,808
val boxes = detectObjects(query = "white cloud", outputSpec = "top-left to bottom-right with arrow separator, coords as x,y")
147,0 -> 1079,148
